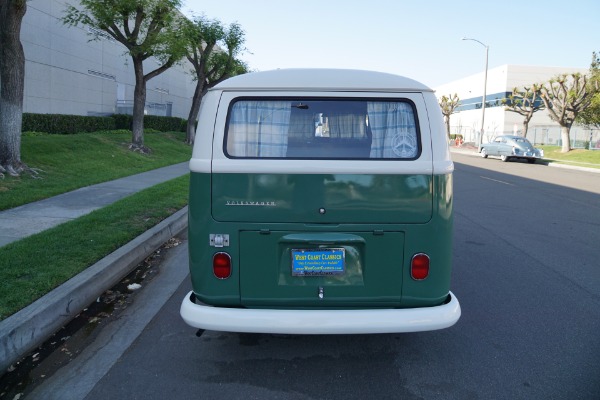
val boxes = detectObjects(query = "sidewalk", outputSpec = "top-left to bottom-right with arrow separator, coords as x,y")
0,162 -> 190,374
0,162 -> 189,247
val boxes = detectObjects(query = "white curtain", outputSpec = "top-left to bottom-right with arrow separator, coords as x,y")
227,101 -> 292,157
367,102 -> 418,158
287,109 -> 313,140
328,114 -> 366,138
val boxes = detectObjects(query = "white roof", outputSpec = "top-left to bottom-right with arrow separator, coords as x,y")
213,69 -> 432,92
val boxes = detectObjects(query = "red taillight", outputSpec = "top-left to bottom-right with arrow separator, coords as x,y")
411,253 -> 430,280
213,252 -> 231,279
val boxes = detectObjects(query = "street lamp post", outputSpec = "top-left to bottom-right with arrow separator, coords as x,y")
462,37 -> 488,151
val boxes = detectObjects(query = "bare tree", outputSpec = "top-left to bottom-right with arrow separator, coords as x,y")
438,93 -> 460,139
181,16 -> 248,145
540,73 -> 598,152
0,0 -> 29,178
63,0 -> 186,153
502,84 -> 544,137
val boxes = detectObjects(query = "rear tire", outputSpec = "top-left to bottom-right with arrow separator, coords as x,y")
481,148 -> 488,158
501,155 -> 509,162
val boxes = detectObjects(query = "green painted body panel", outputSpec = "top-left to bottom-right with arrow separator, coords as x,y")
211,173 -> 432,224
188,172 -> 453,309
240,231 -> 404,307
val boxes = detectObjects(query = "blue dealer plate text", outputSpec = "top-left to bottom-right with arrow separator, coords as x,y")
291,248 -> 345,276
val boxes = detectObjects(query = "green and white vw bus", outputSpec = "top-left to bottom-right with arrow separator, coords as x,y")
180,69 -> 460,334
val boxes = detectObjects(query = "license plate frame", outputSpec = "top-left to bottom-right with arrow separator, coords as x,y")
291,248 -> 346,277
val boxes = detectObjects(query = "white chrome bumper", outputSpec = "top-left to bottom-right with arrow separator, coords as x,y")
180,291 -> 461,334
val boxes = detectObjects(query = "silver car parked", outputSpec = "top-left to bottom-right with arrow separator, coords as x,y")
480,135 -> 544,164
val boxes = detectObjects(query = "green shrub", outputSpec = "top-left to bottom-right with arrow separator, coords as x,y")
110,114 -> 186,132
112,114 -> 132,130
22,113 -> 188,135
23,113 -> 116,134
144,115 -> 186,132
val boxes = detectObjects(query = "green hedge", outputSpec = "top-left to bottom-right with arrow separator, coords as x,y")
112,114 -> 132,130
22,113 -> 188,134
112,114 -> 186,132
23,113 -> 115,134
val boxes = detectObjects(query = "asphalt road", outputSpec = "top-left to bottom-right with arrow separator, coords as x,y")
31,153 -> 600,400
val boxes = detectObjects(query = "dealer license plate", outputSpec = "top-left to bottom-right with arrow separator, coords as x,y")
291,248 -> 345,276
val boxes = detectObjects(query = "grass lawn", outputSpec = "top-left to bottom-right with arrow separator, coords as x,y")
0,175 -> 188,320
0,130 -> 191,320
0,130 -> 191,211
540,146 -> 600,169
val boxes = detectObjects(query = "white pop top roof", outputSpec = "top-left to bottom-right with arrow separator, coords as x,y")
212,68 -> 432,92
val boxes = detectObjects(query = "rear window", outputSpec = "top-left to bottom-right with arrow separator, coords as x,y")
224,98 -> 421,159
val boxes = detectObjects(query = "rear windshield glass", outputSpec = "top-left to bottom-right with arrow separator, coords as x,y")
224,98 -> 421,159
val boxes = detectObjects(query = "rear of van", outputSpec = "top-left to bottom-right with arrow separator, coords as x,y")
180,69 -> 460,334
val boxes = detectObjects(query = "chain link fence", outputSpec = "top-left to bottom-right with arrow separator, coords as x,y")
451,125 -> 600,150
115,100 -> 170,117
525,127 -> 600,150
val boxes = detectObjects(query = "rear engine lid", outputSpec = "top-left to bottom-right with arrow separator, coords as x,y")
212,172 -> 432,224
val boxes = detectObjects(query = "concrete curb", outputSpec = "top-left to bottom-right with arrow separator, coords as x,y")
0,206 -> 188,374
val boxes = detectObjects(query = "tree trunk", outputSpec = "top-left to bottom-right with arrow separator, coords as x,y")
0,0 -> 26,177
560,126 -> 571,153
186,80 -> 204,145
444,116 -> 451,139
522,120 -> 529,138
131,57 -> 147,152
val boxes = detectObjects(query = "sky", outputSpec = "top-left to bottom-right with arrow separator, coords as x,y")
181,0 -> 599,89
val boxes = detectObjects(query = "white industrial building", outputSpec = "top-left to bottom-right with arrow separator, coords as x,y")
15,0 -> 195,119
435,65 -> 595,147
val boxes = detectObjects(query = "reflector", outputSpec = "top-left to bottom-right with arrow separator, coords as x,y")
213,252 -> 232,279
411,253 -> 430,280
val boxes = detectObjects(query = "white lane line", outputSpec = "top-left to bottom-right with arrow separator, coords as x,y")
480,176 -> 514,186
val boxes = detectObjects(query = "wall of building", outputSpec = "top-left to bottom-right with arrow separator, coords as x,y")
15,0 -> 195,119
435,64 -> 590,146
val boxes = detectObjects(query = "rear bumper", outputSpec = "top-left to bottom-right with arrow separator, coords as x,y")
180,291 -> 461,334
514,149 -> 544,158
